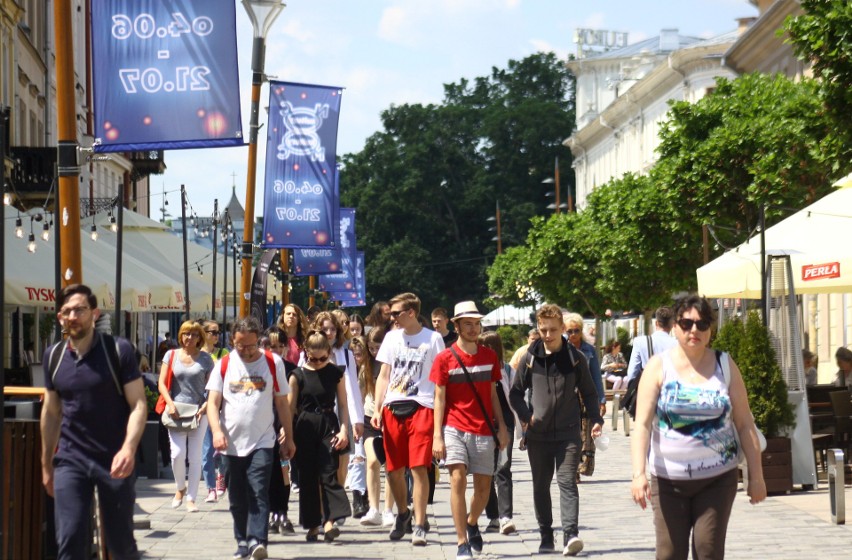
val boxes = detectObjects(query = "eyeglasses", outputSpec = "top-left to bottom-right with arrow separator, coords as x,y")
59,306 -> 90,318
677,318 -> 711,332
182,332 -> 200,338
307,354 -> 329,364
206,330 -> 220,335
389,309 -> 408,319
235,343 -> 258,351
566,328 -> 582,335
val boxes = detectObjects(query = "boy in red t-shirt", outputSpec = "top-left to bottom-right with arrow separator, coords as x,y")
431,301 -> 508,560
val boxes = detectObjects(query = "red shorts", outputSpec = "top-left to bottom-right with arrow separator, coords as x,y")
381,404 -> 434,472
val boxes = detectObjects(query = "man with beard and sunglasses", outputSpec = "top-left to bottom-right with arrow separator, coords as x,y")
40,284 -> 148,560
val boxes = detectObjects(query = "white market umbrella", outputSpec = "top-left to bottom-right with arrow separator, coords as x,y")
697,177 -> 852,298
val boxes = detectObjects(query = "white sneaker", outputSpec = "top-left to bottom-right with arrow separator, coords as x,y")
563,536 -> 583,557
360,508 -> 382,526
381,509 -> 395,527
499,517 -> 516,535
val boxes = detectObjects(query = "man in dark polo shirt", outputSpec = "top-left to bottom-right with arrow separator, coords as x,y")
40,284 -> 148,560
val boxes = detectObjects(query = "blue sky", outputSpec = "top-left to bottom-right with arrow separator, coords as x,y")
161,0 -> 756,219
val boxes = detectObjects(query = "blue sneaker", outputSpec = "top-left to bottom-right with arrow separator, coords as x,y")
232,544 -> 249,559
456,541 -> 473,560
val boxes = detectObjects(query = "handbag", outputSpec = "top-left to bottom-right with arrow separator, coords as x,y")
154,351 -> 176,415
717,350 -> 767,465
161,401 -> 201,431
448,347 -> 506,473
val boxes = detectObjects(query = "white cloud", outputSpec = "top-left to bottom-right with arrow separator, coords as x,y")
377,6 -> 419,47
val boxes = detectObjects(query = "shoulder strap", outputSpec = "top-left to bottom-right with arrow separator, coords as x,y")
220,353 -> 230,379
48,339 -> 69,388
647,335 -> 654,359
99,333 -> 124,397
449,346 -> 499,444
264,350 -> 280,393
716,350 -> 730,384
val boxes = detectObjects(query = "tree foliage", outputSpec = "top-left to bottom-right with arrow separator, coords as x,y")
713,312 -> 796,438
785,0 -> 852,164
340,52 -> 575,311
488,73 -> 841,315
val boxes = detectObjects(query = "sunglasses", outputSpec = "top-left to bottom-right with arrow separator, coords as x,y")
566,328 -> 582,335
677,318 -> 711,332
389,309 -> 408,319
307,354 -> 329,364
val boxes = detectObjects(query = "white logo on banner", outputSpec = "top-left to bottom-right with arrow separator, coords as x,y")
277,101 -> 329,161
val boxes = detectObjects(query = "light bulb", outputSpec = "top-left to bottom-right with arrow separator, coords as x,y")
42,222 -> 50,241
109,215 -> 118,232
90,224 -> 99,241
27,233 -> 36,253
15,217 -> 24,238
3,192 -> 11,205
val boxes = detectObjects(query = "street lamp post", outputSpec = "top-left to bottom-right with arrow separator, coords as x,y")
239,0 -> 285,319
543,157 -> 572,214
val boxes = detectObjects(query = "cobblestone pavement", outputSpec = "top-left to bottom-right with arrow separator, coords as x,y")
134,414 -> 852,559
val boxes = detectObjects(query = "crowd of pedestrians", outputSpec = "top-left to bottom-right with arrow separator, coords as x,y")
39,283 -> 768,560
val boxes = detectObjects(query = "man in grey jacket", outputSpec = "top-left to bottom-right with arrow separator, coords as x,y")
509,304 -> 603,557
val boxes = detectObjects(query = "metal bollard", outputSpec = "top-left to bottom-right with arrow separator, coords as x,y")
827,449 -> 845,524
612,393 -> 620,431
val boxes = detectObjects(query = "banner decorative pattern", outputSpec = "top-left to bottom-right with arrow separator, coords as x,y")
292,207 -> 354,275
91,0 -> 243,152
317,209 -> 356,291
329,250 -> 365,306
262,81 -> 343,248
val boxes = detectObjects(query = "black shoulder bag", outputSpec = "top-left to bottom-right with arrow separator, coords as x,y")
620,335 -> 653,419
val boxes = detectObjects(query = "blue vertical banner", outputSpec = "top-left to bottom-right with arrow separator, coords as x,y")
90,0 -> 244,152
262,81 -> 343,248
292,206 -> 353,275
317,209 -> 356,291
330,250 -> 366,306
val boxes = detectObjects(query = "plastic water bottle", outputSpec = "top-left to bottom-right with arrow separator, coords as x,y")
594,433 -> 610,452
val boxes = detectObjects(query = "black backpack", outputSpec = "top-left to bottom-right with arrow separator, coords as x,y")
46,332 -> 124,396
620,335 -> 654,419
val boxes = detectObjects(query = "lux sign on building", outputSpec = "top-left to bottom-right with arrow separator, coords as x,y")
802,262 -> 840,281
574,28 -> 629,59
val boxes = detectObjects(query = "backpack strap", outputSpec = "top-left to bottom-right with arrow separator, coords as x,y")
47,339 -> 69,388
646,335 -> 655,360
264,350 -> 279,393
220,354 -> 230,379
99,333 -> 124,397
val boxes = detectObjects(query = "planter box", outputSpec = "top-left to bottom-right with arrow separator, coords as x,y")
763,437 -> 792,495
135,421 -> 160,479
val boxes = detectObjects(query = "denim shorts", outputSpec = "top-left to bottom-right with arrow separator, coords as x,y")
444,425 -> 495,475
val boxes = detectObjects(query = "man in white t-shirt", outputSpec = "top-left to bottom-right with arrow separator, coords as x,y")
207,317 -> 295,560
371,292 -> 444,546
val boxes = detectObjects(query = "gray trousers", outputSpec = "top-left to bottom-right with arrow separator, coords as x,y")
526,434 -> 582,537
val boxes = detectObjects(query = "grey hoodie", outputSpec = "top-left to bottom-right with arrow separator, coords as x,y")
509,339 -> 603,442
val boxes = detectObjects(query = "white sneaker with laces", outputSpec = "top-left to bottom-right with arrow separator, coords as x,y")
499,517 -> 516,535
382,509 -> 395,527
360,508 -> 382,526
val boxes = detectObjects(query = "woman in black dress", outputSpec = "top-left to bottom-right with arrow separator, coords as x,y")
288,331 -> 351,541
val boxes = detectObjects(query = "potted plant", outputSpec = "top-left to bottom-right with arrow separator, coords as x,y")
713,310 -> 796,493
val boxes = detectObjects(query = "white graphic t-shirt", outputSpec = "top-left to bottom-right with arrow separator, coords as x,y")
376,327 -> 444,409
206,351 -> 290,457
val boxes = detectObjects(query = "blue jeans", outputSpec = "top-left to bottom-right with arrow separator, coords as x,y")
201,426 -> 217,489
53,455 -> 139,560
222,448 -> 274,547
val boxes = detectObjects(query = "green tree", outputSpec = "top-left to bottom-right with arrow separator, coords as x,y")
713,312 -> 795,437
655,74 -> 838,254
785,0 -> 852,164
341,52 -> 575,310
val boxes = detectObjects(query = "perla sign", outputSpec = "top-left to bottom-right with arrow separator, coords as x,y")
574,28 -> 629,59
